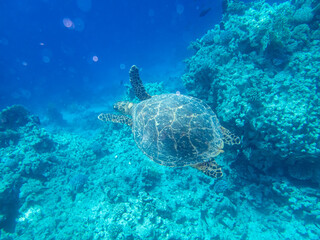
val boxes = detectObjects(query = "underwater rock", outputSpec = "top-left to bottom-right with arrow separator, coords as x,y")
201,30 -> 217,45
188,40 -> 201,52
141,167 -> 162,191
292,24 -> 310,43
0,105 -> 39,131
288,160 -> 314,181
220,30 -> 234,45
0,130 -> 20,148
245,87 -> 261,103
0,105 -> 44,150
293,6 -> 314,23
69,174 -> 88,194
213,179 -> 230,194
108,223 -> 123,239
2,157 -> 19,171
155,200 -> 172,219
111,203 -> 126,220
0,105 -> 29,130
22,155 -> 52,178
32,136 -> 56,154
223,0 -> 249,15
0,172 -> 21,233
18,179 -> 45,208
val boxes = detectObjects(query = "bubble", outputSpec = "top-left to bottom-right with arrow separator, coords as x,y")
63,18 -> 74,29
92,56 -> 98,62
176,4 -> 184,15
22,61 -> 28,66
39,42 -> 45,46
176,91 -> 181,96
120,64 -> 126,70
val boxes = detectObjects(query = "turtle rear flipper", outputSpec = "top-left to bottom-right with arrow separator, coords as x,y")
98,113 -> 133,126
220,126 -> 240,145
129,65 -> 151,101
192,159 -> 223,178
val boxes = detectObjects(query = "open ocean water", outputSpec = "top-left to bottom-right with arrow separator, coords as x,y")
0,0 -> 320,239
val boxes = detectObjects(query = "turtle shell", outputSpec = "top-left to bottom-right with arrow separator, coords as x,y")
132,93 -> 224,167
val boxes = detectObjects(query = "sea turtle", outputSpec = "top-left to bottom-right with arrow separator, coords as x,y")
98,65 -> 240,178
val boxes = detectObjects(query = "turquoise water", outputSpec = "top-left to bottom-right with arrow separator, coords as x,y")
1,0 -> 320,239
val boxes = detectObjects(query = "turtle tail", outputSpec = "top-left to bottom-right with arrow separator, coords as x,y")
192,159 -> 223,178
129,65 -> 151,101
98,113 -> 133,127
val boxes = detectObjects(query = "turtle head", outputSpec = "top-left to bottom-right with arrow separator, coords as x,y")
114,101 -> 135,115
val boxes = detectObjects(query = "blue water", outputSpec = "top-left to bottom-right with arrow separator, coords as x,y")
0,0 -> 222,109
0,0 -> 319,239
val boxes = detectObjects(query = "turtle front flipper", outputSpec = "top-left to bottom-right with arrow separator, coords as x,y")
129,65 -> 151,101
98,113 -> 133,127
192,159 -> 223,178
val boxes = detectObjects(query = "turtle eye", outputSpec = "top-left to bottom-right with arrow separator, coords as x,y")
113,104 -> 119,110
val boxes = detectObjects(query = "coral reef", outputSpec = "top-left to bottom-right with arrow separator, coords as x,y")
182,0 -> 320,184
0,97 -> 319,239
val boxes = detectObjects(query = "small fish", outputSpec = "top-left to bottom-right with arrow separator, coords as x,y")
199,7 -> 211,17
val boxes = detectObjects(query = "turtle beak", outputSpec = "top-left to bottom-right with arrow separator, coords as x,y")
114,102 -> 127,114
